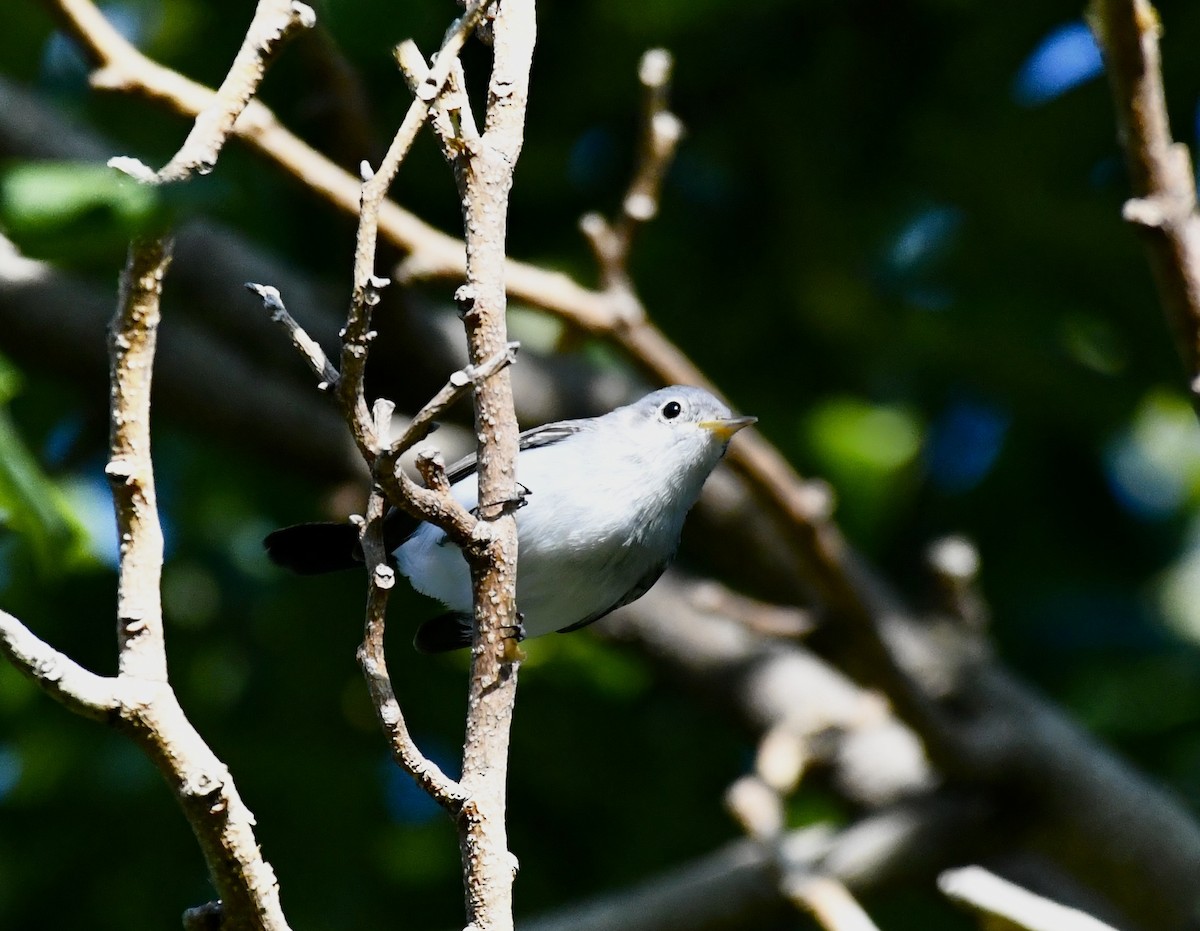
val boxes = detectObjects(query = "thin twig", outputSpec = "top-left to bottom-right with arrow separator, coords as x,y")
395,40 -> 481,163
387,340 -> 520,456
246,281 -> 339,389
357,464 -> 467,813
687,580 -> 815,640
0,609 -> 120,720
927,535 -> 988,631
241,282 -> 488,548
568,49 -> 969,767
725,774 -> 785,842
342,0 -> 498,459
940,866 -> 1121,931
579,48 -> 683,301
244,279 -> 501,812
44,0 -> 615,328
1089,0 -> 1200,400
109,0 -> 315,182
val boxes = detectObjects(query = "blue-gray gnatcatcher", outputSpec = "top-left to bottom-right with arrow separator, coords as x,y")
265,386 -> 755,652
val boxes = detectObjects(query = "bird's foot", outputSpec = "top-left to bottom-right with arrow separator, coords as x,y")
500,613 -> 527,664
474,484 -> 531,520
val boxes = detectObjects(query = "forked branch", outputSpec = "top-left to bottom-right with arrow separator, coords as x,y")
2,238 -> 292,930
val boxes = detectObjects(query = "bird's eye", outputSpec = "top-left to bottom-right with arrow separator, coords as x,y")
661,401 -> 683,420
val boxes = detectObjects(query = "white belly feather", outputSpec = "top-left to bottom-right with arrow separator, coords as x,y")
395,436 -> 690,638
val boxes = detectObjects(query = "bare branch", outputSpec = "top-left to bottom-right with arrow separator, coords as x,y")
1089,0 -> 1200,399
927,535 -> 988,631
624,50 -> 683,227
1,234 -> 293,928
0,226 -> 358,483
110,238 -> 292,929
342,0 -> 498,458
356,479 -> 467,814
580,48 -> 683,300
124,683 -> 290,931
447,2 -> 538,926
244,3 -> 529,923
687,580 -> 815,640
786,876 -> 881,931
43,0 -> 615,330
243,274 -> 482,565
395,40 -> 481,163
246,282 -> 340,390
521,795 -> 990,931
108,0 -> 315,182
940,866 -> 1121,931
388,340 -> 520,456
108,236 -> 172,682
725,775 -> 785,842
0,609 -> 120,721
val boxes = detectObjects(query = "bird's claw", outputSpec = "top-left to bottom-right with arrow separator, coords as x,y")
500,613 -> 527,663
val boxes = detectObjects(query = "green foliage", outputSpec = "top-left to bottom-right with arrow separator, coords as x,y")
0,161 -> 164,269
0,356 -> 90,575
806,396 -> 924,543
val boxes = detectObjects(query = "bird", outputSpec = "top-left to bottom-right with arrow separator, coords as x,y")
264,386 -> 756,652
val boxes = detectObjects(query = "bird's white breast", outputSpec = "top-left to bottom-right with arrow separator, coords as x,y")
395,426 -> 713,638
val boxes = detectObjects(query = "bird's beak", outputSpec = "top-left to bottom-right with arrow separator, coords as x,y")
699,415 -> 757,441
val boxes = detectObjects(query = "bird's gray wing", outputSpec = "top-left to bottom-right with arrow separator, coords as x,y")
443,418 -> 591,485
555,561 -> 669,634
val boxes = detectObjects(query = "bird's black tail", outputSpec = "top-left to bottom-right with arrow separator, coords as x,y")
263,522 -> 362,575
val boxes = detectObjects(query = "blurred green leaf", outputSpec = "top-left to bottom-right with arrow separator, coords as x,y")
0,357 -> 90,574
808,397 -> 923,472
0,161 -> 162,268
805,396 -> 923,544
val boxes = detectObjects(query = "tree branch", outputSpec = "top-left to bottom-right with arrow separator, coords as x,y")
343,0 -> 498,459
42,0 -> 615,328
785,876 -> 881,931
1089,0 -> 1200,398
940,866 -> 1121,931
520,793 -> 991,931
248,1 -> 531,920
108,0 -> 315,182
110,238 -> 291,930
448,2 -> 537,927
357,450 -> 468,815
36,3 -> 1200,926
579,48 -> 683,309
245,282 -> 339,389
0,609 -> 120,721
108,236 -> 171,681
2,236 -> 292,929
